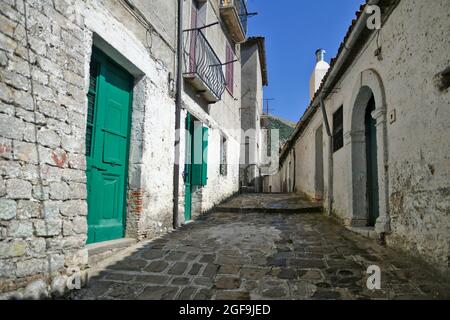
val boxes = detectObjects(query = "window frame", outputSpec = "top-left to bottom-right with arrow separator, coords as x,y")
225,43 -> 234,96
220,135 -> 228,176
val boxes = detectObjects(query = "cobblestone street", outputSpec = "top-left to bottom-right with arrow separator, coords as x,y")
69,195 -> 450,300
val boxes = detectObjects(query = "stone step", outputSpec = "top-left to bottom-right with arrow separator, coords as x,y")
240,186 -> 257,194
214,205 -> 323,214
87,238 -> 137,267
214,193 -> 323,214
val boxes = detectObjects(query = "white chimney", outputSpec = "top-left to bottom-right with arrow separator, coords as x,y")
310,49 -> 330,101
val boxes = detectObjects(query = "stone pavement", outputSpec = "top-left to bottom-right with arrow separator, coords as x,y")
68,194 -> 450,300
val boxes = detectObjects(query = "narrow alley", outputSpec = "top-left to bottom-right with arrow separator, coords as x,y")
68,194 -> 450,300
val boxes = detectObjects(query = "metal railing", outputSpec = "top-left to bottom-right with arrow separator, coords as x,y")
183,29 -> 226,100
221,0 -> 248,35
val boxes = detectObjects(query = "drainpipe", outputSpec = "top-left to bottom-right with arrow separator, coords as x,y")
172,0 -> 184,229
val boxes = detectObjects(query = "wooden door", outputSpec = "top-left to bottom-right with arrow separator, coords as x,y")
86,48 -> 133,244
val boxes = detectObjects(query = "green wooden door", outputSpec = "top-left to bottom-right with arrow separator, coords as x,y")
365,95 -> 379,227
184,114 -> 209,222
86,48 -> 133,244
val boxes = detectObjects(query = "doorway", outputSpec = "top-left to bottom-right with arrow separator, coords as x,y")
86,48 -> 133,244
184,113 -> 209,222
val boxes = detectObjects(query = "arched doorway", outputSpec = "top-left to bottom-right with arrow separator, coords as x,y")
347,69 -> 390,233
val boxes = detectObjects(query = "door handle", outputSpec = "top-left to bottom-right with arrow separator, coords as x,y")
92,166 -> 107,172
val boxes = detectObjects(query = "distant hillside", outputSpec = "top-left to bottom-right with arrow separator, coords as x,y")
261,114 -> 296,144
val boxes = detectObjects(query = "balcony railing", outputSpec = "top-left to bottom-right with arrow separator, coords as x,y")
183,29 -> 226,103
220,0 -> 248,43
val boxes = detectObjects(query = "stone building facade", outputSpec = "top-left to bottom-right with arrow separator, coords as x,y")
273,0 -> 450,274
0,0 -> 252,298
239,37 -> 268,192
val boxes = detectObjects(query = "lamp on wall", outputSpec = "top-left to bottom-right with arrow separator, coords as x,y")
168,72 -> 176,94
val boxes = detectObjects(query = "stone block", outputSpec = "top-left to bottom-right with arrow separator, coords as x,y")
20,163 -> 40,183
16,108 -> 46,125
61,134 -> 84,153
42,201 -> 61,220
13,141 -> 39,164
49,181 -> 70,200
72,216 -> 87,234
33,185 -> 49,201
68,153 -> 86,170
0,199 -> 17,220
37,129 -> 61,148
0,259 -> 16,277
49,254 -> 65,273
29,238 -> 46,256
62,168 -> 86,183
16,258 -> 48,277
65,248 -> 88,267
0,113 -> 25,140
60,200 -> 87,217
214,274 -> 241,290
63,220 -> 74,236
8,220 -> 33,238
0,240 -> 27,257
34,218 -> 62,236
17,200 -> 42,219
38,101 -> 68,121
69,182 -> 86,200
0,160 -> 21,177
40,165 -> 63,182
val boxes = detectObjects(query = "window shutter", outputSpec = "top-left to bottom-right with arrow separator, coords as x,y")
201,126 -> 209,186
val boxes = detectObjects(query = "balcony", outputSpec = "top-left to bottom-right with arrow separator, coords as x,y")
220,0 -> 248,43
183,29 -> 226,103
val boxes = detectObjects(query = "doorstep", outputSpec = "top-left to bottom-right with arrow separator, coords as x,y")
86,238 -> 136,267
347,226 -> 379,240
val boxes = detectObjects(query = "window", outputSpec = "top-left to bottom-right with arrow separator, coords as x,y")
220,135 -> 227,176
333,106 -> 344,152
225,43 -> 234,95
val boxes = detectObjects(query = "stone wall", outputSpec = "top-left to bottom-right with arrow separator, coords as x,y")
0,0 -> 90,298
277,0 -> 450,272
0,0 -> 244,298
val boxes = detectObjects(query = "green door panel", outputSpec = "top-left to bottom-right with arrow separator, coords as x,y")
86,48 -> 133,244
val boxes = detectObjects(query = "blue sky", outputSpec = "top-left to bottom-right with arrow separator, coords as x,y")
247,0 -> 363,122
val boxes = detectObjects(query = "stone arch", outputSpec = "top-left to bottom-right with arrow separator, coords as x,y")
345,69 -> 390,233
